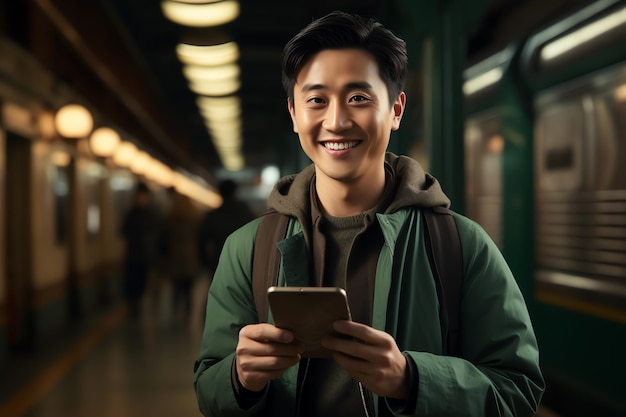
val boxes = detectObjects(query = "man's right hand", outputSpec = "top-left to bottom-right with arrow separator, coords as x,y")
236,323 -> 304,392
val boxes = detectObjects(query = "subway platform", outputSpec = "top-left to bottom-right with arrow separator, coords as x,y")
0,278 -> 208,417
0,278 -> 562,417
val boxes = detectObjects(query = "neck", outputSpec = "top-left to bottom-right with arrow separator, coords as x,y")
315,169 -> 386,217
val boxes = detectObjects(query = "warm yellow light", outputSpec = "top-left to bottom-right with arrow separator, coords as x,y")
161,0 -> 240,27
487,134 -> 504,154
541,7 -> 626,62
189,78 -> 240,96
197,95 -> 241,120
176,41 -> 239,66
129,151 -> 151,174
89,127 -> 121,157
54,104 -> 93,138
206,119 -> 242,136
463,67 -> 503,96
112,141 -> 138,167
221,152 -> 244,171
183,63 -> 240,82
147,162 -> 174,187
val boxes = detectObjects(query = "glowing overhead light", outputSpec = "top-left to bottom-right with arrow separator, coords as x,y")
161,0 -> 240,27
206,118 -> 242,134
463,67 -> 503,96
541,6 -> 626,62
197,95 -> 240,107
183,63 -> 240,82
197,95 -> 240,113
145,161 -> 174,187
200,107 -> 241,123
177,41 -> 239,66
172,172 -> 223,207
54,104 -> 93,138
221,152 -> 244,171
89,127 -> 121,157
112,141 -> 138,167
189,78 -> 240,96
129,151 -> 151,175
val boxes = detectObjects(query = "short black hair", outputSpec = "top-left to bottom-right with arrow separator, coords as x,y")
281,10 -> 408,106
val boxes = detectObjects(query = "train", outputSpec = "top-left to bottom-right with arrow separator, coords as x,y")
463,0 -> 626,415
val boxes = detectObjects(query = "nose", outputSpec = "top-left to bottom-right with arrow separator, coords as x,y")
322,100 -> 352,132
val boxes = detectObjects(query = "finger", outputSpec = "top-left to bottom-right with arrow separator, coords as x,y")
238,352 -> 302,373
332,321 -> 386,345
323,334 -> 375,358
240,323 -> 295,343
239,341 -> 304,358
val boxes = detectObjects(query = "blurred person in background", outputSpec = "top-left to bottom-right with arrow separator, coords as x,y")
161,191 -> 202,325
121,182 -> 161,318
195,179 -> 256,330
198,179 -> 256,280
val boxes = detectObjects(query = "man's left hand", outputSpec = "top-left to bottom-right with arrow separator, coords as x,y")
321,320 -> 408,399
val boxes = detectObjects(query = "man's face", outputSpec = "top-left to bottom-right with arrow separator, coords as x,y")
288,49 -> 405,186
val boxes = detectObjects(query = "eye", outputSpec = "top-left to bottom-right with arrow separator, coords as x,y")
349,95 -> 370,103
306,97 -> 325,104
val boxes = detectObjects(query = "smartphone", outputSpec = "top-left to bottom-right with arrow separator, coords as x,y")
267,286 -> 352,358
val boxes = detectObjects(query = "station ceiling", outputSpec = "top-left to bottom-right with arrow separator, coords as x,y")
28,0 -> 596,186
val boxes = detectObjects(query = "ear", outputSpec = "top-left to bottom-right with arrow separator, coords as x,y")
391,92 -> 406,131
287,97 -> 298,133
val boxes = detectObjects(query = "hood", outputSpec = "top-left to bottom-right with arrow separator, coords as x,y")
267,152 -> 451,225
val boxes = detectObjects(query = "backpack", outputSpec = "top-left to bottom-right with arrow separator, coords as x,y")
252,206 -> 463,356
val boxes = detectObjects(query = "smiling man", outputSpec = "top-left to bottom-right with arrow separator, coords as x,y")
194,11 -> 544,417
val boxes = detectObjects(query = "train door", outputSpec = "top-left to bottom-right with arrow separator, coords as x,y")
4,131 -> 34,351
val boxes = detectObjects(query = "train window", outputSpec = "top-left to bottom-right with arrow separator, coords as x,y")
464,111 -> 503,248
535,101 -> 585,192
545,147 -> 573,170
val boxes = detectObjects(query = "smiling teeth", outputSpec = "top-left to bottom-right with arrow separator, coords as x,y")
323,141 -> 359,150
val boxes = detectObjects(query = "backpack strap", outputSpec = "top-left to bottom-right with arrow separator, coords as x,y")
423,206 -> 463,357
252,210 -> 289,323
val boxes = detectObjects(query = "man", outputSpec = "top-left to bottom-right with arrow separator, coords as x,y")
121,182 -> 161,317
195,11 -> 544,416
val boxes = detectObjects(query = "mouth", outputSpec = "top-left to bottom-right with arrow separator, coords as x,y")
321,140 -> 361,151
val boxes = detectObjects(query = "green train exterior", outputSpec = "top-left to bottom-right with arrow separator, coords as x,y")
463,1 -> 626,415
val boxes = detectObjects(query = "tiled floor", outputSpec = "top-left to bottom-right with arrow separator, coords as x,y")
24,318 -> 203,417
1,278 -> 209,417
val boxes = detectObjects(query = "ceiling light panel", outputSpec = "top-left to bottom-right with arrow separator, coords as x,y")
176,42 -> 240,66
161,0 -> 240,27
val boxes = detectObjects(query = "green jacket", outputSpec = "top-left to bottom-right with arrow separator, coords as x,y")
195,154 -> 544,416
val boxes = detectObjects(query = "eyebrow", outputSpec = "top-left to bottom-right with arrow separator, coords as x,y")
300,81 -> 374,93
